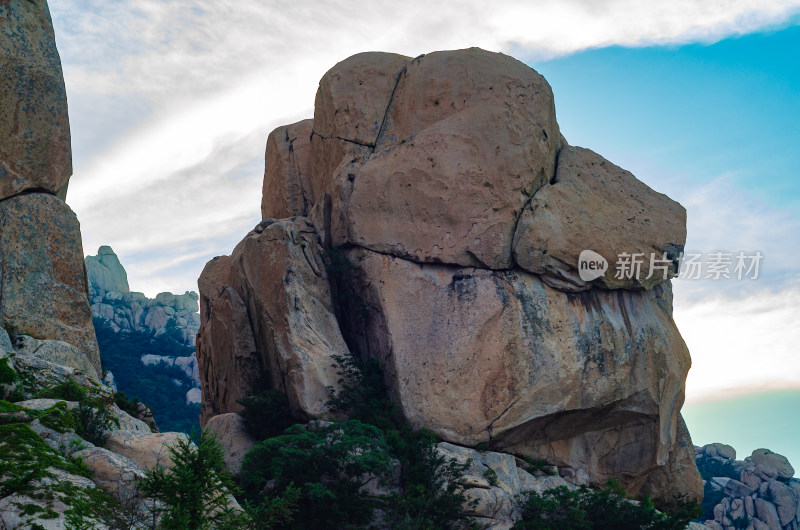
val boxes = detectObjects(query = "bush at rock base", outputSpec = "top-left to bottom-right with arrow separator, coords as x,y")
237,389 -> 295,441
513,480 -> 700,529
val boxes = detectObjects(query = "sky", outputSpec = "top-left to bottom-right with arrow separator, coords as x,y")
49,1 -> 800,452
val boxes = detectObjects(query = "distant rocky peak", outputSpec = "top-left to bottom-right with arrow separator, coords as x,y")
85,246 -> 201,346
85,245 -> 130,296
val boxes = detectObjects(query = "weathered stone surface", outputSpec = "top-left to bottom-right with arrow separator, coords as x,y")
639,414 -> 703,502
29,418 -> 91,457
0,193 -> 100,373
0,0 -> 71,200
104,431 -> 187,471
12,335 -> 98,380
751,448 -> 795,479
309,51 -> 410,246
196,255 -> 263,425
723,478 -> 755,498
198,218 -> 344,422
205,413 -> 255,475
261,119 -> 314,219
342,48 -> 563,268
74,446 -> 147,504
436,441 -> 574,526
513,146 -> 686,291
339,246 -> 696,501
765,479 -> 798,526
754,497 -> 782,529
314,51 -> 409,147
228,218 -> 345,417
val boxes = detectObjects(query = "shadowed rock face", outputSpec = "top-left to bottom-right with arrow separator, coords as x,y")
198,47 -> 700,503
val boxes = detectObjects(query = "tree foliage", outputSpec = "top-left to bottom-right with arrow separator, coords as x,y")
513,480 -> 700,530
93,317 -> 200,433
140,431 -> 249,529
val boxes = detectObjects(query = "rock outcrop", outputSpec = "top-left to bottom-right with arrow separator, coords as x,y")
0,0 -> 100,375
0,326 -> 192,528
196,218 -> 345,424
0,0 -> 71,200
198,48 -> 700,504
695,444 -> 799,530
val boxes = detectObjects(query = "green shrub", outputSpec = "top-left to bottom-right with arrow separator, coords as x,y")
74,401 -> 115,447
113,391 -> 140,417
513,480 -> 700,529
38,378 -> 88,402
695,456 -> 738,480
237,389 -> 295,441
326,352 -> 397,431
523,456 -> 557,476
0,357 -> 19,387
239,351 -> 482,529
141,430 -> 249,529
240,420 -> 392,529
731,515 -> 751,529
38,401 -> 76,433
381,429 -> 479,530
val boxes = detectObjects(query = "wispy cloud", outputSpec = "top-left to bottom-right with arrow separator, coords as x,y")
53,0 -> 800,297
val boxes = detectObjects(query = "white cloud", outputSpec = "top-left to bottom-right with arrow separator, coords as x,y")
676,283 -> 800,404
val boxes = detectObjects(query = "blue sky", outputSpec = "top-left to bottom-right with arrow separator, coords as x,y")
536,24 -> 800,211
51,0 -> 800,457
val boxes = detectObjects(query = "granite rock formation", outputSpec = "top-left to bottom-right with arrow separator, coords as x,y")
0,0 -> 100,374
198,48 -> 701,504
695,444 -> 799,530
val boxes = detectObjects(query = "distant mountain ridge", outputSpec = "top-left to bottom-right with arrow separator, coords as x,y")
86,245 -> 201,346
85,246 -> 201,432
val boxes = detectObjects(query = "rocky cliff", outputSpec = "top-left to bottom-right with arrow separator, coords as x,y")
197,47 -> 702,507
0,0 -> 99,374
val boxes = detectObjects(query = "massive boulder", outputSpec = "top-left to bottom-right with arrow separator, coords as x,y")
198,47 -> 700,503
196,255 -> 262,424
0,0 -> 71,200
0,193 -> 100,373
337,246 -> 692,498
